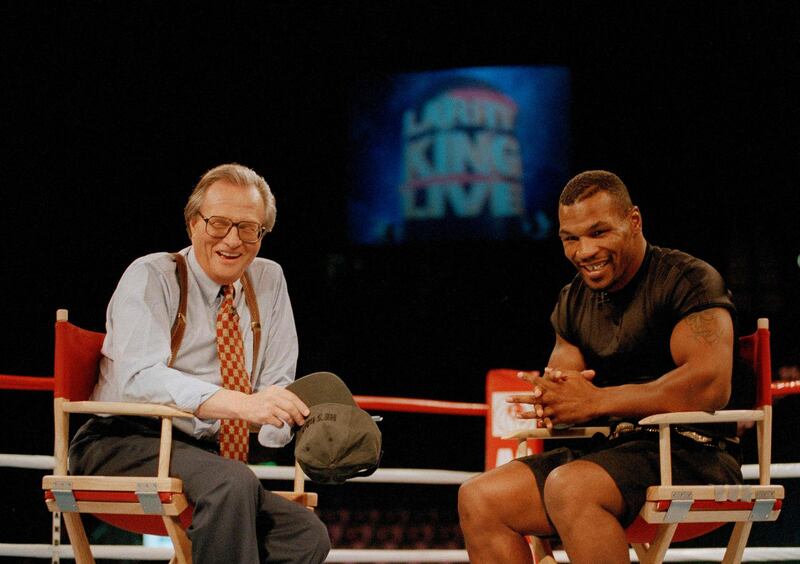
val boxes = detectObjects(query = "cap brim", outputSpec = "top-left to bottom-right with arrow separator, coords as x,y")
287,372 -> 357,407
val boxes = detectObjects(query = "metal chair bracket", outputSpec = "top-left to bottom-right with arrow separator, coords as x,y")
664,491 -> 694,523
51,488 -> 78,513
749,499 -> 775,521
135,482 -> 164,515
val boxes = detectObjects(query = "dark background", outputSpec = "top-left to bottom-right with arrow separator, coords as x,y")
2,0 -> 800,554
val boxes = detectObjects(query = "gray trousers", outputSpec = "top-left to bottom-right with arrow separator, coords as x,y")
69,416 -> 331,564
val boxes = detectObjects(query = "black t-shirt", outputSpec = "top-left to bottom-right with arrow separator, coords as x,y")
550,245 -> 747,431
551,244 -> 735,388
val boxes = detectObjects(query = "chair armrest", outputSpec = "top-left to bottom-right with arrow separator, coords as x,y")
639,409 -> 764,426
503,426 -> 611,440
640,409 -> 767,487
63,400 -> 194,418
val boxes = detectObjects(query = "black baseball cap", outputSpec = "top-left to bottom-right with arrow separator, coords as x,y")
287,372 -> 382,484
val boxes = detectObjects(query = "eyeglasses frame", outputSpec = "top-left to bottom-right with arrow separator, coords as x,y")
197,212 -> 268,243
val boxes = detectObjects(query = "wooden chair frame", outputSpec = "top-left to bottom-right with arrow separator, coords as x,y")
504,318 -> 784,564
42,309 -> 317,564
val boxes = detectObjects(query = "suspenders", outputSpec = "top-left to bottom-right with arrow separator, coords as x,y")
170,252 -> 262,377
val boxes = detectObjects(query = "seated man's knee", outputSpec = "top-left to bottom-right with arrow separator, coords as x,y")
458,470 -> 519,527
544,464 -> 583,507
543,461 -> 618,524
458,475 -> 492,525
460,463 -> 554,539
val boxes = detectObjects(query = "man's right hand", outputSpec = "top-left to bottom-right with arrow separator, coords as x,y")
242,385 -> 310,428
195,386 -> 310,429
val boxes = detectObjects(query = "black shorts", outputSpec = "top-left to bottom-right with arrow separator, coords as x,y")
517,431 -> 743,528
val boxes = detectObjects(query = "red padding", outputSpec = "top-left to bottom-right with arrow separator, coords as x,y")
0,375 -> 54,391
626,517 -> 724,543
94,506 -> 193,536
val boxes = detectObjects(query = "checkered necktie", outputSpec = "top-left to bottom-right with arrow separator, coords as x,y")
216,285 -> 251,462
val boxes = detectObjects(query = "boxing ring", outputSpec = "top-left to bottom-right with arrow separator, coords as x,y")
2,376 -> 800,562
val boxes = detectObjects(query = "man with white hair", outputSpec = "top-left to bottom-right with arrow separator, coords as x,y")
70,163 -> 330,563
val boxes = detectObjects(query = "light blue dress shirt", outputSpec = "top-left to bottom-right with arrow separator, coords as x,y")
92,246 -> 298,447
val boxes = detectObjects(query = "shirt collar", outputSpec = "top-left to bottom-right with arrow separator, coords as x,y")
185,246 -> 243,307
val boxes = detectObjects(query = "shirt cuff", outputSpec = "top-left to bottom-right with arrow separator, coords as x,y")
257,422 -> 294,448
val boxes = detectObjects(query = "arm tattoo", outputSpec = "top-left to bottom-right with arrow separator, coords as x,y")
684,310 -> 721,346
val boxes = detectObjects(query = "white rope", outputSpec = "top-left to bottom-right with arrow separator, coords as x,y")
741,463 -> 800,480
318,549 -> 468,562
0,544 -> 174,559
0,454 -> 57,470
252,465 -> 478,484
5,453 -> 800,483
0,453 -> 475,483
2,544 -> 800,561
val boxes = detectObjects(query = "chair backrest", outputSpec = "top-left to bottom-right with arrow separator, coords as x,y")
54,309 -> 105,401
737,317 -> 772,409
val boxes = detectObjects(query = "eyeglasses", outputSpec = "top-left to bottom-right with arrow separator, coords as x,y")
197,213 -> 267,243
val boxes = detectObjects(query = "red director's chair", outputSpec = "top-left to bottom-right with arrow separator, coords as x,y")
41,309 -> 317,564
503,318 -> 784,564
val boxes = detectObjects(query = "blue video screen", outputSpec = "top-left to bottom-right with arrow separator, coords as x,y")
347,66 -> 571,245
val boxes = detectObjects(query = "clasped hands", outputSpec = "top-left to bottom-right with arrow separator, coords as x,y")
506,367 -> 597,429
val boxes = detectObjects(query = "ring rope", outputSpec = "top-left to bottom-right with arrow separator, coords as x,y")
4,453 -> 799,483
2,543 -> 800,561
772,379 -> 800,397
353,395 -> 488,416
5,375 -> 800,406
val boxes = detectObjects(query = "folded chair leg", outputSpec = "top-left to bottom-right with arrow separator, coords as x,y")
163,515 -> 192,564
722,522 -> 753,564
62,512 -> 94,564
631,542 -> 649,562
529,536 -> 557,564
639,523 -> 677,564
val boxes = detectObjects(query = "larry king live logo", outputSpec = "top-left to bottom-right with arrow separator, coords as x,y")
400,83 -> 526,241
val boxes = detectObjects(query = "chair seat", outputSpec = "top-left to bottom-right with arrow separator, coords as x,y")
42,471 -> 192,539
639,483 -> 784,526
639,497 -> 783,525
627,493 -> 784,544
44,489 -> 193,536
44,488 -> 317,537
